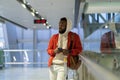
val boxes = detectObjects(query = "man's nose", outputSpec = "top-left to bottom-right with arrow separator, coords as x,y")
59,23 -> 63,26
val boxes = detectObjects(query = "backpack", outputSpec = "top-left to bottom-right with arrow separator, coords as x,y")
68,33 -> 81,70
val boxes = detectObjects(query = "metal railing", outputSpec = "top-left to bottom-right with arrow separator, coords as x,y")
79,51 -> 120,80
3,49 -> 48,67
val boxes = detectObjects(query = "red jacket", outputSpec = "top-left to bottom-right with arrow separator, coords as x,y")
47,31 -> 83,67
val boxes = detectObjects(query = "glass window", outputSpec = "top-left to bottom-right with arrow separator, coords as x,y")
0,22 -> 5,48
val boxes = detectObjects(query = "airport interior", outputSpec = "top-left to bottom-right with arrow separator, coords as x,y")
0,0 -> 120,80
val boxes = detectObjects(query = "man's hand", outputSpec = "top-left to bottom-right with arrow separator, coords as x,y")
63,49 -> 70,56
54,48 -> 62,54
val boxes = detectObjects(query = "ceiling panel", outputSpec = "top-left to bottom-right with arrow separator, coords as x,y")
84,2 -> 120,14
0,0 -> 36,29
0,0 -> 75,29
27,0 -> 75,29
86,0 -> 120,2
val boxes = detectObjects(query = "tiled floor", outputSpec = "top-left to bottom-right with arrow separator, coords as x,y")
0,67 -> 49,80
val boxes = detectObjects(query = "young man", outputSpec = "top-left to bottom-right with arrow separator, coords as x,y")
47,17 -> 82,80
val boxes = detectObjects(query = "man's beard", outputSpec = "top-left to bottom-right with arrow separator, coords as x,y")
59,29 -> 66,34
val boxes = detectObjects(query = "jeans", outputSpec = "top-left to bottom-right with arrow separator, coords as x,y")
49,64 -> 67,80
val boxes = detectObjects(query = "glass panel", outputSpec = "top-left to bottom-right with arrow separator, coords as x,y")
0,22 -> 5,48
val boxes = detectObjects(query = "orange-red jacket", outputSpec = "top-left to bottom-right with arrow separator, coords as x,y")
47,31 -> 83,67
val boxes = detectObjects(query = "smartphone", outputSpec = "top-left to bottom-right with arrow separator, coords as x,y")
58,48 -> 63,52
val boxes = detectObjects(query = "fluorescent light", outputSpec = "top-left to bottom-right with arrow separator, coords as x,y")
21,4 -> 26,8
31,12 -> 35,16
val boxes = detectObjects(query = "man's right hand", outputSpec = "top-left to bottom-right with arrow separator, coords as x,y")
54,48 -> 62,54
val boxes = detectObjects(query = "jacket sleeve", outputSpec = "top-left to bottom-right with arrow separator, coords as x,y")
47,35 -> 56,56
70,34 -> 83,56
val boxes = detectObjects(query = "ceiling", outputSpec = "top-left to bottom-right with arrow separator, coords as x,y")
0,0 -> 75,29
0,0 -> 120,30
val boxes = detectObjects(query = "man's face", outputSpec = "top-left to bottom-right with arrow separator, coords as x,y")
59,20 -> 67,34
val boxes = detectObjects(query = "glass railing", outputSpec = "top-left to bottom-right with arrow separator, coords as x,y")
3,49 -> 48,68
79,51 -> 120,80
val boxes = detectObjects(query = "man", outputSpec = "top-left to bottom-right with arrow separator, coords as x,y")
47,17 -> 82,80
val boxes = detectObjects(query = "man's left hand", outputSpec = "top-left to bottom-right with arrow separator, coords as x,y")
62,49 -> 70,55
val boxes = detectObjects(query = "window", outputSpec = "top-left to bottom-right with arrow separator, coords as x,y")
0,22 -> 5,48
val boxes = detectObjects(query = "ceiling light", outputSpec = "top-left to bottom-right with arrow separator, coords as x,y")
46,22 -> 48,24
47,25 -> 52,29
105,25 -> 108,28
35,11 -> 39,14
41,18 -> 44,19
31,12 -> 35,16
17,0 -> 52,28
17,0 -> 26,4
21,4 -> 26,8
34,13 -> 41,18
43,23 -> 46,26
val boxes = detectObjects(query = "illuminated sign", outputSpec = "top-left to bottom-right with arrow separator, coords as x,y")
34,19 -> 46,24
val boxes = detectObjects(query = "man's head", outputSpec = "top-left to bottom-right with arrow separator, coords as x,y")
59,17 -> 67,34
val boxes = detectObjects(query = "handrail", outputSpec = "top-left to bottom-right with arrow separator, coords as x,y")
3,49 -> 31,52
80,55 -> 119,80
5,62 -> 47,64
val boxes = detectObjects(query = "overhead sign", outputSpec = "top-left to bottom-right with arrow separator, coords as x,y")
34,19 -> 46,24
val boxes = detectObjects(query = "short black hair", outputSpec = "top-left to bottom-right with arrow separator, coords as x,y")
60,17 -> 67,22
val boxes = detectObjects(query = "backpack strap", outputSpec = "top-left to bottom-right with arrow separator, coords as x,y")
69,33 -> 74,50
71,33 -> 74,42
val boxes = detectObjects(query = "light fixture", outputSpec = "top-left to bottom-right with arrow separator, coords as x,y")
105,25 -> 108,29
17,0 -> 26,4
47,25 -> 51,29
17,0 -> 26,8
31,12 -> 35,16
21,4 -> 26,8
16,0 -> 52,29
